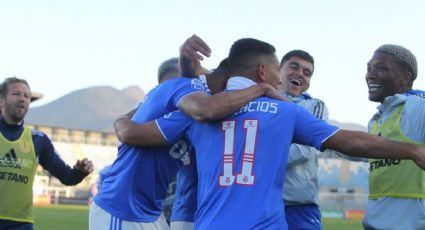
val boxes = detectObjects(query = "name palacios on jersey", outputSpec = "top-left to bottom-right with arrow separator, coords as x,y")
0,148 -> 33,184
235,101 -> 279,115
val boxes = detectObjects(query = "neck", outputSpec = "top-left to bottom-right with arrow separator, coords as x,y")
1,114 -> 21,125
206,73 -> 227,95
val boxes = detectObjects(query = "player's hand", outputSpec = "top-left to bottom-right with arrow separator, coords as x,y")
179,34 -> 211,62
74,158 -> 94,174
261,83 -> 288,101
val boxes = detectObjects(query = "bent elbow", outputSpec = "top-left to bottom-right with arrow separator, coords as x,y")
185,103 -> 215,122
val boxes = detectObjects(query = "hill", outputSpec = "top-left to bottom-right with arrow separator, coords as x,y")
26,85 -> 145,132
26,86 -> 367,134
329,120 -> 367,132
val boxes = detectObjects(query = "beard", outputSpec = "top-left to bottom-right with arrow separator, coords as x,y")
3,103 -> 28,124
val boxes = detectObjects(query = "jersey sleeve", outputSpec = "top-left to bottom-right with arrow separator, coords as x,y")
311,98 -> 329,121
403,96 -> 425,142
172,78 -> 209,108
155,111 -> 194,145
292,106 -> 340,151
34,131 -> 88,185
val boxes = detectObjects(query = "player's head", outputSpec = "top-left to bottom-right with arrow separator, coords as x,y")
205,58 -> 231,94
366,44 -> 417,103
279,50 -> 314,97
0,77 -> 31,124
213,58 -> 231,79
157,57 -> 180,83
228,38 -> 281,89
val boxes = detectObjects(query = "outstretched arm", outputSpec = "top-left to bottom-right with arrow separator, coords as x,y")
73,158 -> 94,174
323,130 -> 425,170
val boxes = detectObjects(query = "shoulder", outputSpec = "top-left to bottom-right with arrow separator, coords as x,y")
404,96 -> 425,115
30,128 -> 52,143
164,77 -> 207,92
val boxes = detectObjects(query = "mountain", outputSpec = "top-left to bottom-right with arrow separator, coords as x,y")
26,85 -> 367,134
26,85 -> 145,132
329,120 -> 367,132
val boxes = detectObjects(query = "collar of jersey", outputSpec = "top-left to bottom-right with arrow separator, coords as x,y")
226,76 -> 256,90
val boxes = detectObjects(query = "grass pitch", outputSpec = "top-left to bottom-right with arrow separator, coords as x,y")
34,205 -> 89,230
34,205 -> 363,230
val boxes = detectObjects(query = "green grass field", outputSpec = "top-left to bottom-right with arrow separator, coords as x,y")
34,205 -> 363,230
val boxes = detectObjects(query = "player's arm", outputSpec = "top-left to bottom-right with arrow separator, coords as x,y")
114,115 -> 167,146
179,83 -> 286,122
179,34 -> 211,77
115,111 -> 191,147
287,99 -> 328,167
178,34 -> 286,121
36,132 -> 93,185
322,130 -> 425,170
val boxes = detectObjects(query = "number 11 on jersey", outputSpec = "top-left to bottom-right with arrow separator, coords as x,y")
219,120 -> 258,186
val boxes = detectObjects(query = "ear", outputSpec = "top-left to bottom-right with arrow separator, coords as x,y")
257,64 -> 266,82
401,71 -> 413,89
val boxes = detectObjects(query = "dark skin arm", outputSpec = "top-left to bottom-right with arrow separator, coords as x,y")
178,34 -> 287,122
114,117 -> 165,146
323,130 -> 425,170
114,117 -> 425,170
179,83 -> 286,122
179,34 -> 211,77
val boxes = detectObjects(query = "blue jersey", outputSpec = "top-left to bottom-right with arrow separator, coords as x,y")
157,96 -> 339,229
94,77 -> 207,222
170,149 -> 198,222
169,75 -> 210,222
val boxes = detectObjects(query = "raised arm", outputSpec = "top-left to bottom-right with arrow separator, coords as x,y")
178,34 -> 287,121
179,34 -> 211,77
323,130 -> 425,169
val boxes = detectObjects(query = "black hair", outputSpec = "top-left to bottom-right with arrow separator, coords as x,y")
280,50 -> 314,71
228,38 -> 276,73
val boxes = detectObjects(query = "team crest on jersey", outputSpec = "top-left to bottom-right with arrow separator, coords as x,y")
19,140 -> 32,154
169,139 -> 191,165
191,79 -> 207,91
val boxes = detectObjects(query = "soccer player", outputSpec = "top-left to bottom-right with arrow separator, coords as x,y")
90,48 -> 282,229
279,50 -> 366,230
0,77 -> 93,230
114,38 -> 425,229
362,44 -> 425,229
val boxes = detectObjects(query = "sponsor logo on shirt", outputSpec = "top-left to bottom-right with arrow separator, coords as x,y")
0,171 -> 30,184
0,148 -> 33,169
191,79 -> 207,91
369,159 -> 401,171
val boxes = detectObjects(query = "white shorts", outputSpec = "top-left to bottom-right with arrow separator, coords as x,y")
89,202 -> 169,230
170,221 -> 194,230
363,197 -> 425,230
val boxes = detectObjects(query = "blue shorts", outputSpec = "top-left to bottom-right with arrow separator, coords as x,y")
285,204 -> 322,230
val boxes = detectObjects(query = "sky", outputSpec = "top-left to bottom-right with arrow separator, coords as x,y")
1,0 -> 424,126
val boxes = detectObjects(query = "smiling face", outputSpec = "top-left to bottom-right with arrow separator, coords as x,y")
366,51 -> 411,103
279,56 -> 313,97
1,82 -> 31,124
